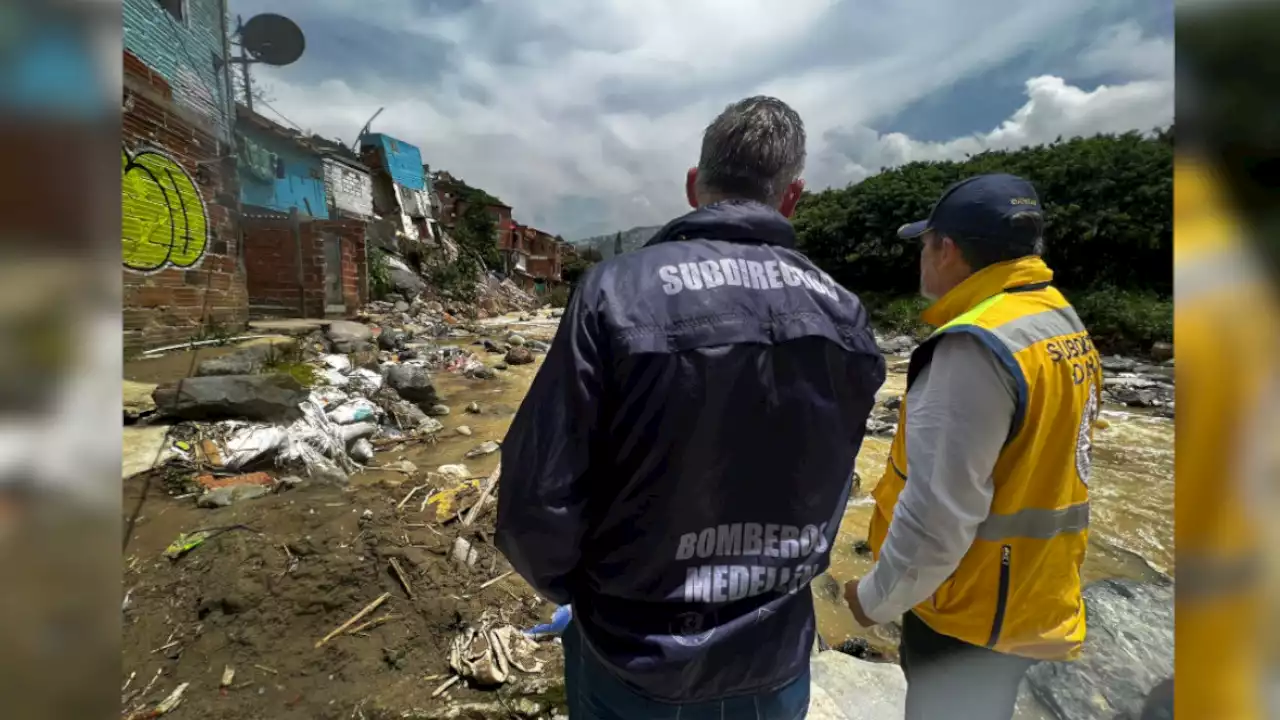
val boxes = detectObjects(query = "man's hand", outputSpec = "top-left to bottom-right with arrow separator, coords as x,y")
843,578 -> 876,628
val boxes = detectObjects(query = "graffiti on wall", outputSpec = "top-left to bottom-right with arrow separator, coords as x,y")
122,147 -> 209,272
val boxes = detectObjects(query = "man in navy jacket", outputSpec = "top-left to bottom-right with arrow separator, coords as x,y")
496,96 -> 885,719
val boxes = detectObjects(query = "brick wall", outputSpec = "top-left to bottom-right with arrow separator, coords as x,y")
123,0 -> 230,133
243,216 -> 367,318
123,49 -> 248,353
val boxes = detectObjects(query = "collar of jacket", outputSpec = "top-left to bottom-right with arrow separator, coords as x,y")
646,199 -> 796,249
921,255 -> 1055,327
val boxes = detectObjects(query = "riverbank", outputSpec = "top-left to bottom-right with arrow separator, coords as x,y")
120,300 -> 1173,719
863,288 -> 1173,358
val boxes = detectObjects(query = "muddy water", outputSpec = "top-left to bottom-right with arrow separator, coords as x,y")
404,322 -> 1175,661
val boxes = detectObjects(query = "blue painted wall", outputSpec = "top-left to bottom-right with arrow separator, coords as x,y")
360,133 -> 427,192
123,0 -> 231,136
237,126 -> 331,219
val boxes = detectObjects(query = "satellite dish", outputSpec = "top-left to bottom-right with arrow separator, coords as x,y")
240,13 -> 305,66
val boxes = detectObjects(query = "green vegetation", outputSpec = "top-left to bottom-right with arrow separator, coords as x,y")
792,129 -> 1174,353
368,247 -> 393,300
546,284 -> 571,308
426,201 -> 500,303
1068,288 -> 1173,356
562,246 -> 603,287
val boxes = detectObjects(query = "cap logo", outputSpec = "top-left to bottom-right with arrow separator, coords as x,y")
1010,197 -> 1038,206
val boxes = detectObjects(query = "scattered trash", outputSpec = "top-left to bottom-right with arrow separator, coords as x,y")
455,425 -> 472,437
197,483 -> 272,508
320,368 -> 349,387
162,525 -> 256,560
321,354 -> 352,372
220,665 -> 235,688
348,367 -> 384,394
196,471 -> 275,491
465,441 -> 500,459
310,387 -> 349,410
383,459 -> 418,475
123,682 -> 189,720
437,464 -> 471,481
451,537 -> 479,568
327,398 -> 381,425
163,531 -> 213,560
349,438 -> 375,464
449,612 -> 547,687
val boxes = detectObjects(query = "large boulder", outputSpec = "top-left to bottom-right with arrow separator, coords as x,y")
152,374 -> 307,422
377,325 -> 406,351
1025,578 -> 1173,720
372,387 -> 432,430
389,266 -> 426,299
326,321 -> 374,353
386,364 -> 439,405
195,344 -> 275,377
877,335 -> 917,355
505,347 -> 535,366
808,651 -> 906,720
1149,341 -> 1174,363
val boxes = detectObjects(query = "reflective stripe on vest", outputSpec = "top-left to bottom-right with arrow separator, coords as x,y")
977,501 -> 1089,542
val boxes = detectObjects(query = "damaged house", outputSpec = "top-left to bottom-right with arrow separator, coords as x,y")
235,106 -> 371,318
359,133 -> 442,252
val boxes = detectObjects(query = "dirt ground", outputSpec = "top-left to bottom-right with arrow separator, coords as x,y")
122,440 -> 563,719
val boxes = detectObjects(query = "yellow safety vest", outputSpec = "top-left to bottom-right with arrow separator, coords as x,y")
867,255 -> 1101,661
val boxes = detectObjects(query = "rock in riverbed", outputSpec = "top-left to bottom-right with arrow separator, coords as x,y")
326,320 -> 374,353
386,364 -> 439,405
152,374 -> 307,422
1025,578 -> 1173,720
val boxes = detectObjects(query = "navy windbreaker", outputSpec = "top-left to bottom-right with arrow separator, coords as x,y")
496,200 -> 886,703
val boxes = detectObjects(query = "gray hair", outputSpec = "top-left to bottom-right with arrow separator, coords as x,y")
697,96 -> 806,206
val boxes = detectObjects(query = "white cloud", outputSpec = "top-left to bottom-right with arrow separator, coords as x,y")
249,0 -> 1174,239
813,74 -> 1174,188
1076,21 -> 1175,80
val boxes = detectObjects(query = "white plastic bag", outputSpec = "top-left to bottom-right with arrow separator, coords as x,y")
348,367 -> 383,393
327,398 -> 380,425
321,354 -> 352,372
349,438 -> 374,464
320,368 -> 349,387
220,425 -> 287,470
310,387 -> 349,411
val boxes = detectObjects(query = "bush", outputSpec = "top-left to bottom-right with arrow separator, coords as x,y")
861,293 -> 931,339
860,288 -> 1171,356
1069,288 -> 1172,356
795,130 -> 1173,297
546,285 -> 571,308
369,248 -> 393,300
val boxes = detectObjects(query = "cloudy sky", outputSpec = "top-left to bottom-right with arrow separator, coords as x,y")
230,0 -> 1174,240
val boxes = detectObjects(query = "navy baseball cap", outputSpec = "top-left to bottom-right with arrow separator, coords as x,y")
897,173 -> 1042,246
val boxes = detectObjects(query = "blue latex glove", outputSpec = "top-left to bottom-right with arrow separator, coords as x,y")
525,604 -> 572,638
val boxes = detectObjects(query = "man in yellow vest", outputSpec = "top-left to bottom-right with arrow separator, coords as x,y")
843,174 -> 1101,720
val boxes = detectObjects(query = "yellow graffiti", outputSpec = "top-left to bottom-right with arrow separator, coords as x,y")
122,147 -> 209,272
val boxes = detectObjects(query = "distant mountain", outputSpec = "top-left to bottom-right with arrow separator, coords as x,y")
574,225 -> 664,259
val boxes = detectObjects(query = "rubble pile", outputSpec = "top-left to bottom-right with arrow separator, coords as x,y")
123,306 -> 571,719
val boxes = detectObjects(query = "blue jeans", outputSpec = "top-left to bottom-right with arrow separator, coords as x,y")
562,621 -> 811,720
